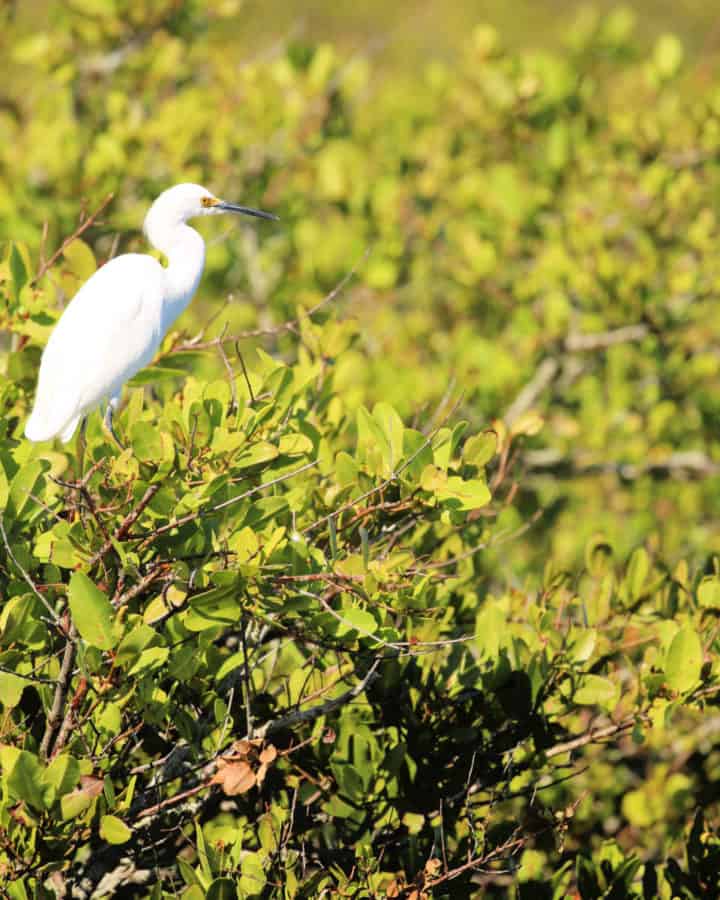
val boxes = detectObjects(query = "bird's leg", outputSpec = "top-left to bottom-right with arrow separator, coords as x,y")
76,417 -> 88,482
102,396 -> 125,450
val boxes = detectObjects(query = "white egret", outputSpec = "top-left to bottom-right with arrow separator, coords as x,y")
24,183 -> 277,444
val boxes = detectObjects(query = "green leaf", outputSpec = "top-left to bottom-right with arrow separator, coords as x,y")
115,624 -> 158,667
129,364 -> 190,386
463,431 -> 497,467
654,33 -> 683,78
626,547 -> 649,599
437,476 -> 491,511
196,821 -> 213,880
574,675 -> 619,711
62,238 -> 96,282
0,746 -> 47,810
357,405 -> 391,475
240,851 -> 267,897
697,577 -> 720,608
9,243 -> 27,300
431,427 -> 453,470
0,460 -> 9,512
68,572 -> 117,650
181,886 -> 205,900
7,879 -> 29,900
567,628 -> 597,664
336,451 -> 359,487
665,626 -> 703,693
8,460 -> 46,523
100,814 -> 133,844
0,671 -> 26,709
336,607 -> 378,638
44,753 -> 81,805
400,429 -> 433,481
206,879 -> 236,900
130,421 -> 173,463
184,587 -> 242,632
278,432 -> 313,456
235,441 -> 279,469
373,402 -> 404,472
127,646 -> 169,676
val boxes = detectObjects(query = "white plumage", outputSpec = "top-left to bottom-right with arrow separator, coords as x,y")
25,183 -> 276,444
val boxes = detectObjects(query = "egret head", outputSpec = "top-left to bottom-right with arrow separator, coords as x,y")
143,183 -> 277,243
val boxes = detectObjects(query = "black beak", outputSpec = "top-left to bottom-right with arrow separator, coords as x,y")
217,201 -> 279,221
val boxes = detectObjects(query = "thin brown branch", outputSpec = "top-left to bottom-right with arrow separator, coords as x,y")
88,483 -> 162,566
254,656 -> 383,740
503,358 -> 559,428
133,782 -> 207,822
32,193 -> 115,285
421,832 -> 527,892
51,671 -> 88,759
503,323 -> 651,427
167,248 -> 369,354
39,623 -> 78,761
545,714 -> 647,759
135,460 -> 318,549
303,395 -> 462,536
112,565 -> 171,608
523,448 -> 720,480
564,323 -> 649,352
0,515 -> 59,623
216,336 -> 238,414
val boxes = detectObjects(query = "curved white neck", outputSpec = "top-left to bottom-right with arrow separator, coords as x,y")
148,222 -> 206,331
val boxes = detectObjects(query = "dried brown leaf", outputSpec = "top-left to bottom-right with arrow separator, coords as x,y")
424,858 -> 442,876
212,760 -> 256,796
228,739 -> 260,759
259,744 -> 277,765
79,775 -> 104,798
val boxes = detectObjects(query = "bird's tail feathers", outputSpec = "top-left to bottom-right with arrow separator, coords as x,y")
59,415 -> 81,443
25,407 -> 81,444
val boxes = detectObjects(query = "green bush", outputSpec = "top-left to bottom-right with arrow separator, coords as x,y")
2,3 -> 720,897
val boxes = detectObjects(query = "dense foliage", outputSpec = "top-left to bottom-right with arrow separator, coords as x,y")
2,2 -> 720,897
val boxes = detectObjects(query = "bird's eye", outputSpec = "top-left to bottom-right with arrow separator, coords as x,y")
201,196 -> 216,208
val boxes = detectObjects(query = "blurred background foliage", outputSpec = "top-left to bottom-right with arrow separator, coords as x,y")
3,1 -> 720,897
4,1 -> 720,574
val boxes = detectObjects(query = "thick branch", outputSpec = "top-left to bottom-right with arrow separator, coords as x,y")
503,323 -> 651,426
564,323 -> 649,352
39,624 -> 78,761
522,448 -> 720,480
545,713 -> 648,759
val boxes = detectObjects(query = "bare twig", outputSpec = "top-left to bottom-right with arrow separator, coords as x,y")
422,831 -> 527,892
503,323 -> 652,426
0,515 -> 59,623
544,714 -> 647,759
51,670 -> 89,759
564,323 -> 649,352
303,395 -> 462,536
241,616 -> 254,738
254,656 -> 383,740
167,249 -> 369,355
503,358 -> 558,428
88,484 -> 162,566
39,623 -> 78,760
135,460 -> 318,549
32,193 -> 115,285
522,448 -> 720,480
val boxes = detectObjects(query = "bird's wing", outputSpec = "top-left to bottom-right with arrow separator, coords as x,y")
26,254 -> 166,441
